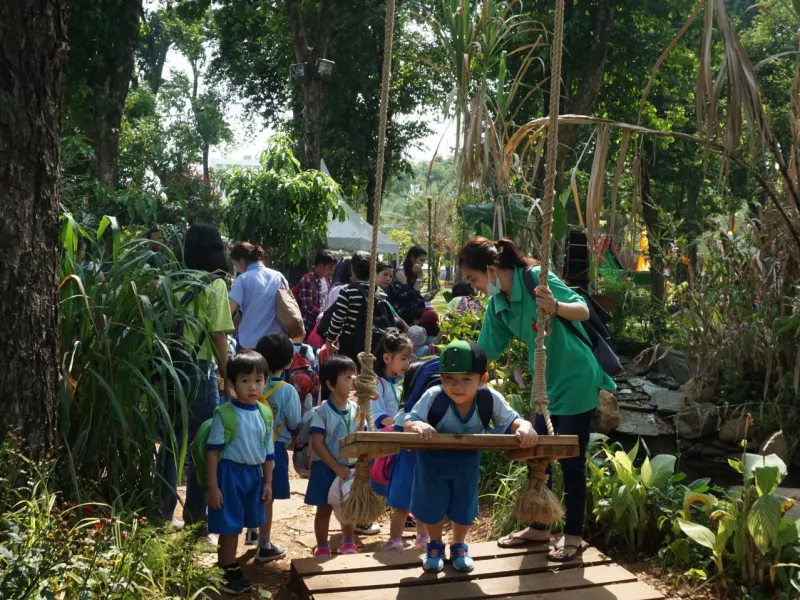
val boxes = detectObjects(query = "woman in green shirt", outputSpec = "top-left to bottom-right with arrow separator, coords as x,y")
458,237 -> 615,561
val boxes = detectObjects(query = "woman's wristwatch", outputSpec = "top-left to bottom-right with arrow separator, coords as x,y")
553,299 -> 559,315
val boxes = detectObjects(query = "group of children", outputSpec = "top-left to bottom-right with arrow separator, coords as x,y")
203,329 -> 538,595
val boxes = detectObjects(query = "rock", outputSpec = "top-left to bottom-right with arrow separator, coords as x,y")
683,377 -> 717,403
719,415 -> 750,446
616,408 -> 675,437
677,402 -> 720,440
642,381 -> 683,415
760,431 -> 792,466
651,347 -> 692,385
593,390 -> 621,434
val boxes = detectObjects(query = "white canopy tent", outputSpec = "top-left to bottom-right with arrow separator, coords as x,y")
321,159 -> 399,256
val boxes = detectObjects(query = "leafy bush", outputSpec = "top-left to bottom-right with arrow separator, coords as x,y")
678,449 -> 800,590
59,213 -> 216,509
0,437 -> 218,599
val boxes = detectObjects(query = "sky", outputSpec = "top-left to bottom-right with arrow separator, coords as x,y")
162,45 -> 456,167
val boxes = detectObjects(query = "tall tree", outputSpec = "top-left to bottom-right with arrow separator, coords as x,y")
64,0 -> 143,190
0,0 -> 68,455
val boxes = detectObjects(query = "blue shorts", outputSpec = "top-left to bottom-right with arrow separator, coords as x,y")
410,451 -> 479,527
273,442 -> 290,500
305,460 -> 338,507
386,450 -> 415,510
208,460 -> 265,535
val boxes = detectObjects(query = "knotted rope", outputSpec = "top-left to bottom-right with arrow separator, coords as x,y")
338,0 -> 396,526
513,0 -> 566,525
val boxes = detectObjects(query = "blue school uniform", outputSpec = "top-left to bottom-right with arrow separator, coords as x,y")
263,377 -> 301,499
371,376 -> 400,429
406,386 -> 519,526
206,400 -> 275,535
304,399 -> 360,506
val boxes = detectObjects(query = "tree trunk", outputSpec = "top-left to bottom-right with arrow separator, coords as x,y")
639,158 -> 665,304
0,0 -> 68,456
304,77 -> 323,170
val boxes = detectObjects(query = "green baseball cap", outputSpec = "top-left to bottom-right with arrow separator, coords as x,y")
439,340 -> 488,375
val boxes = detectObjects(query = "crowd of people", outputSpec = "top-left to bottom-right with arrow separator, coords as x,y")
158,223 -> 611,595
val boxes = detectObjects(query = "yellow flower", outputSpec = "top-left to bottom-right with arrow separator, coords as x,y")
683,491 -> 717,518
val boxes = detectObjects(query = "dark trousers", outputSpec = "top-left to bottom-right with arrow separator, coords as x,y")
531,408 -> 595,537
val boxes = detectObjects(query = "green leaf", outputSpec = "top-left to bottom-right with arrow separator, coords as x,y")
754,466 -> 781,497
747,494 -> 783,555
714,515 -> 735,557
612,484 -> 637,524
742,453 -> 788,482
640,457 -> 653,487
678,519 -> 717,551
613,450 -> 637,487
776,517 -> 800,549
647,455 -> 677,489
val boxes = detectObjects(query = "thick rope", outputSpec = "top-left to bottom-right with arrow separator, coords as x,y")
532,0 -> 565,431
340,0 -> 396,526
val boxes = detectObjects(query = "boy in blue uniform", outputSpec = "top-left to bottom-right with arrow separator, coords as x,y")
304,355 -> 362,557
405,340 -> 538,573
207,351 -> 275,595
245,334 -> 302,561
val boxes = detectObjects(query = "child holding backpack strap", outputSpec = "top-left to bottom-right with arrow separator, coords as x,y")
204,351 -> 274,595
405,340 -> 538,573
304,355 -> 362,558
240,334 -> 301,562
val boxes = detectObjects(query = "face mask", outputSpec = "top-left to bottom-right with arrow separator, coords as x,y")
487,269 -> 501,297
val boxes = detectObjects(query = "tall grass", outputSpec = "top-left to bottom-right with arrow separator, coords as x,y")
59,212 -> 216,510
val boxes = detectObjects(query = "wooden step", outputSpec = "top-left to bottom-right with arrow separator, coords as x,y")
302,548 -> 611,596
312,565 -> 647,600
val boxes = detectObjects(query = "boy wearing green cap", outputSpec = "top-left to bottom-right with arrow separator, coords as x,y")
405,340 -> 538,573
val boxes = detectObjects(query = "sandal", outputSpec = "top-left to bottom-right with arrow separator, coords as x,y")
547,541 -> 589,563
497,532 -> 549,548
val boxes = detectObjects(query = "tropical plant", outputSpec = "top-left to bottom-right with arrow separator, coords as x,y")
0,437 -> 218,599
678,447 -> 800,589
219,135 -> 343,267
586,436 -> 684,553
59,212 -> 216,509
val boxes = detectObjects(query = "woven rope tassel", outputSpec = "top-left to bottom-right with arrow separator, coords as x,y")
338,0 -> 396,526
513,0 -> 566,526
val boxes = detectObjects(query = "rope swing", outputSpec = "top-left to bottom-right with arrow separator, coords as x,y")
338,0 -> 397,525
513,0 -> 567,525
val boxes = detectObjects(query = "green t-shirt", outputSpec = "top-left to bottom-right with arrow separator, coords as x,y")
477,266 -> 615,416
184,277 -> 235,362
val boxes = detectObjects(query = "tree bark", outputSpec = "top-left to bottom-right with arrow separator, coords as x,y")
639,158 -> 665,304
284,0 -> 333,170
554,0 -> 617,188
0,0 -> 68,456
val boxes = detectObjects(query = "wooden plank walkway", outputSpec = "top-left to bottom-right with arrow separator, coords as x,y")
338,432 -> 580,461
290,541 -> 664,600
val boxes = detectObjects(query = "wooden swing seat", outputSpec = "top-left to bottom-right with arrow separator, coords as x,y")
338,432 -> 580,461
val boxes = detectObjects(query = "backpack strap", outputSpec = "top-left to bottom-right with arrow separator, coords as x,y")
521,267 -> 593,350
260,381 -> 286,441
475,387 -> 495,431
216,402 -> 239,447
427,391 -> 451,430
260,381 -> 288,403
255,402 -> 274,451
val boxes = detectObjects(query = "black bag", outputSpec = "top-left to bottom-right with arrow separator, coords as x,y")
522,268 -> 622,377
318,283 -> 396,354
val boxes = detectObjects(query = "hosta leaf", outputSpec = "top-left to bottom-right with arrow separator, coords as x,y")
755,466 -> 781,497
678,519 -> 716,551
776,517 -> 799,549
747,494 -> 783,555
715,515 -> 735,556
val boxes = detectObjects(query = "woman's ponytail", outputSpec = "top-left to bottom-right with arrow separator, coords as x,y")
230,241 -> 266,264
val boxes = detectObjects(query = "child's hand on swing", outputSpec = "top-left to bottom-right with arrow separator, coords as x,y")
514,420 -> 538,448
411,422 -> 437,440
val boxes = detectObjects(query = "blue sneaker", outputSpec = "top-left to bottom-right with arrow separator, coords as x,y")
423,541 -> 445,573
450,543 -> 474,573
